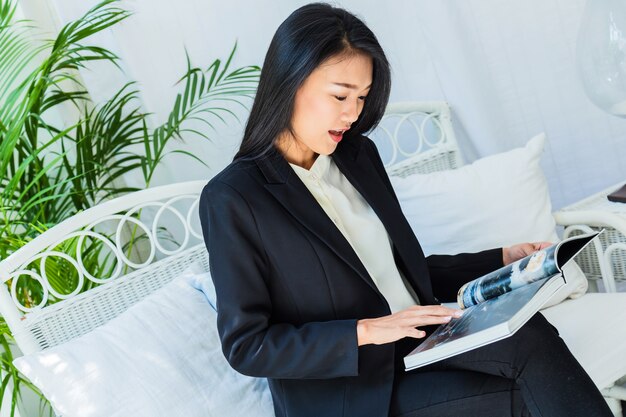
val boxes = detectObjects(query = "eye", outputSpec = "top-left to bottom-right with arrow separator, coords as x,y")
358,96 -> 367,101
334,96 -> 347,101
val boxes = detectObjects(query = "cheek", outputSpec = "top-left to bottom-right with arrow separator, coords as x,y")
358,100 -> 366,115
310,95 -> 333,116
293,95 -> 335,132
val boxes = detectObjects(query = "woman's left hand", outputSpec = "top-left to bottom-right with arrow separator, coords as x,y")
503,242 -> 553,265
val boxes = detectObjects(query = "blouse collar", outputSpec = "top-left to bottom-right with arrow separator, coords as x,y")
288,154 -> 331,180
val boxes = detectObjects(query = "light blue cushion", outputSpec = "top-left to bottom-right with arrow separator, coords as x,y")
186,262 -> 217,310
14,262 -> 275,417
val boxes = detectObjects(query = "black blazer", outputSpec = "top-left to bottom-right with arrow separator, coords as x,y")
199,134 -> 503,417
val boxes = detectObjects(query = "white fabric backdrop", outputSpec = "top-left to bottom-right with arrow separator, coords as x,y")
22,0 -> 626,209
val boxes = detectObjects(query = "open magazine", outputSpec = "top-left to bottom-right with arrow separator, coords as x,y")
404,231 -> 601,371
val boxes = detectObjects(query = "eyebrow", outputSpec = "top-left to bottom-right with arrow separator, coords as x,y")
332,82 -> 372,90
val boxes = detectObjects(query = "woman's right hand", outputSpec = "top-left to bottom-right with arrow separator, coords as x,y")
356,305 -> 463,346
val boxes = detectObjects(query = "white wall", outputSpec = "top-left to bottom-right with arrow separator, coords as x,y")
25,0 -> 626,209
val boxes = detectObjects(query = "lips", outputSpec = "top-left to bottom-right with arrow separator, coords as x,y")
328,129 -> 344,143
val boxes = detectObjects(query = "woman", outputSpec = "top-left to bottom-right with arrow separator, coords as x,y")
199,3 -> 612,416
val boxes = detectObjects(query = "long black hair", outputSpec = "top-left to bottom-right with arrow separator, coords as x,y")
234,2 -> 391,160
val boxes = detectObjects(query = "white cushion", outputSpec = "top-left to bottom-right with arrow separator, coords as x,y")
390,133 -> 587,306
444,294 -> 626,390
13,263 -> 275,417
542,293 -> 626,389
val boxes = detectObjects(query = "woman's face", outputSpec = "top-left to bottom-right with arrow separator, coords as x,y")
276,52 -> 373,169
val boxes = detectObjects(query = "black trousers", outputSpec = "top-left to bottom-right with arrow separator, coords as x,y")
390,313 -> 613,417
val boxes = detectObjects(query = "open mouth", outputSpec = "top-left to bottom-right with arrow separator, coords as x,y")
328,129 -> 345,143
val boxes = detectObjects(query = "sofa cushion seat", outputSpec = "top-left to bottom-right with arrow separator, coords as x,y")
542,293 -> 626,389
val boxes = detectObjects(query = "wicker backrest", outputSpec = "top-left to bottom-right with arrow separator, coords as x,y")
0,101 -> 461,356
370,101 -> 463,176
0,181 -> 208,354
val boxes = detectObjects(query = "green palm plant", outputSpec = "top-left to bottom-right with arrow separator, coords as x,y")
0,0 -> 260,414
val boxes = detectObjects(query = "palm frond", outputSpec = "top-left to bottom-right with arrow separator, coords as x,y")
21,1 -> 131,148
0,3 -> 261,413
0,0 -> 43,122
141,42 -> 260,185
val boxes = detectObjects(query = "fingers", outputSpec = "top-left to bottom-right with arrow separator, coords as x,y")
406,304 -> 463,318
358,306 -> 463,345
406,328 -> 427,339
402,315 -> 453,326
357,305 -> 463,346
396,305 -> 462,328
521,243 -> 538,257
507,242 -> 554,264
529,241 -> 552,252
535,241 -> 553,250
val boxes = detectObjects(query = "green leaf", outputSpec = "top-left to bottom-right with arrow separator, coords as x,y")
168,149 -> 210,169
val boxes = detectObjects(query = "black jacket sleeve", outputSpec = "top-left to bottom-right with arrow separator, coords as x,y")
199,180 -> 359,380
426,249 -> 504,302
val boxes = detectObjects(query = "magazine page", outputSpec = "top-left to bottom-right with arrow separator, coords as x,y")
457,246 -> 558,309
405,276 -> 560,370
457,231 -> 600,309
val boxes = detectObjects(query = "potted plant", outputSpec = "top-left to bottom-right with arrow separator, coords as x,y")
0,0 -> 260,414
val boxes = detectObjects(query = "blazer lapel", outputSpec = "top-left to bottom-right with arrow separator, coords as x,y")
332,142 -> 396,234
332,138 -> 435,304
257,148 -> 384,298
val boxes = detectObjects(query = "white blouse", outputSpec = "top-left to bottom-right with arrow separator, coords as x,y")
289,154 -> 419,313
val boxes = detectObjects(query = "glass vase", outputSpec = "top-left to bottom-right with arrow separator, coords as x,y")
577,0 -> 626,117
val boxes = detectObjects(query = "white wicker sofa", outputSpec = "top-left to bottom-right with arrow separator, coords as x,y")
1,102 -> 625,416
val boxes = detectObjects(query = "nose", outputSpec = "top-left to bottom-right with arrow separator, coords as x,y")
342,100 -> 360,127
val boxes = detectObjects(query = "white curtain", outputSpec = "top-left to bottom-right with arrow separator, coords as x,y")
409,0 -> 626,208
30,0 -> 626,208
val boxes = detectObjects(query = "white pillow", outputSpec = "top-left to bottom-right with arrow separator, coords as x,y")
13,263 -> 275,417
390,133 -> 587,306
